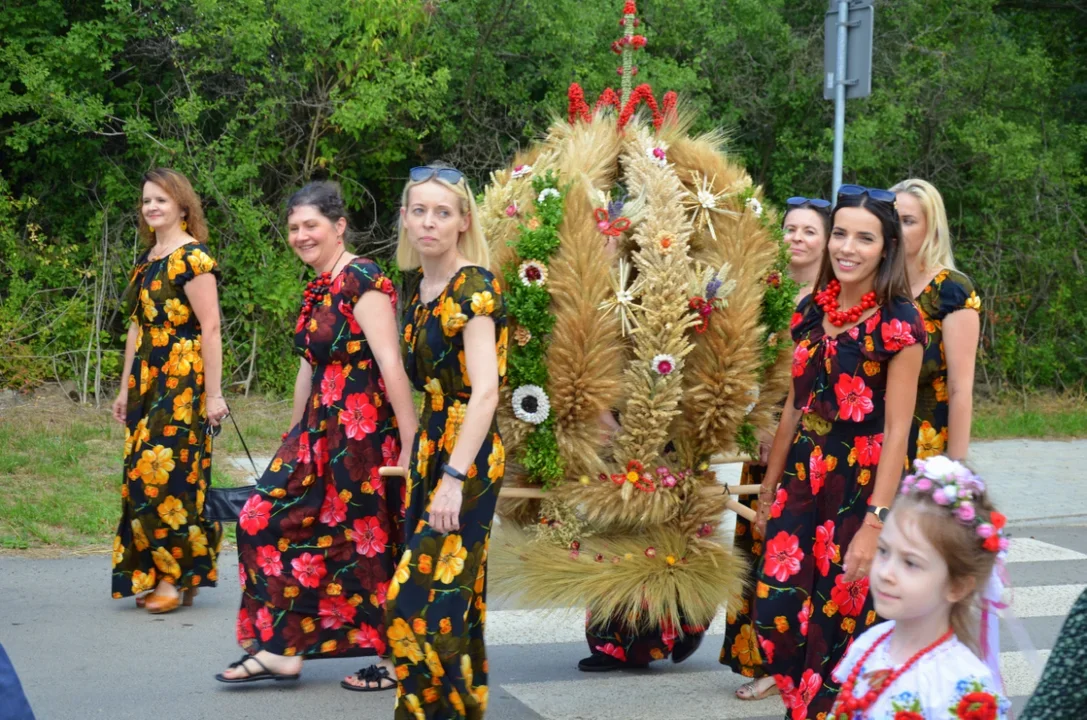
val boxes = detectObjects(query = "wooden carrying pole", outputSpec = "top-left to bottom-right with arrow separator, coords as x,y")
378,462 -> 759,522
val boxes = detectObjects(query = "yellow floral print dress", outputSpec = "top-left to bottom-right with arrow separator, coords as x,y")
909,269 -> 980,463
112,242 -> 222,598
386,266 -> 507,720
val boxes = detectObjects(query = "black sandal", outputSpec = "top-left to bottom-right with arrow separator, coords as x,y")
341,664 -> 396,692
671,632 -> 704,664
214,654 -> 301,684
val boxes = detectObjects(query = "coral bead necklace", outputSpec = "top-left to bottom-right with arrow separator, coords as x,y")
833,627 -> 953,719
815,279 -> 877,327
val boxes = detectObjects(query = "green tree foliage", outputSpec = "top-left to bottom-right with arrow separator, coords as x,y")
1,0 -> 1084,395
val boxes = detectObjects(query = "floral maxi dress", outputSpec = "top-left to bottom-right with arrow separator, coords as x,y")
235,259 -> 403,659
386,266 -> 507,720
909,269 -> 980,462
753,295 -> 925,720
112,242 -> 222,598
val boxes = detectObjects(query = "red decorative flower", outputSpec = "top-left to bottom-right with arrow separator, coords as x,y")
623,1 -> 637,14
313,436 -> 329,476
835,374 -> 874,422
766,271 -> 781,288
319,483 -> 348,526
255,545 -> 283,577
956,692 -> 998,720
352,516 -> 389,558
381,434 -> 399,466
660,619 -> 677,652
809,449 -> 828,495
758,634 -> 775,663
239,495 -> 273,536
793,669 -> 822,720
865,310 -> 882,334
770,487 -> 787,519
764,531 -> 804,582
318,595 -> 357,630
813,520 -> 838,577
895,711 -> 925,720
290,552 -> 328,589
354,623 -> 387,655
595,642 -> 627,661
881,318 -> 916,351
340,392 -> 378,439
236,608 -> 256,643
320,364 -> 346,406
338,299 -> 363,334
990,511 -> 1006,530
255,606 -> 274,642
855,433 -> 884,466
790,311 -> 803,329
792,344 -> 810,377
830,575 -> 870,617
798,600 -> 811,636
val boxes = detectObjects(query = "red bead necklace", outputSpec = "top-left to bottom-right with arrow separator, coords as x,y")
815,279 -> 877,327
834,627 -> 954,719
295,272 -> 333,333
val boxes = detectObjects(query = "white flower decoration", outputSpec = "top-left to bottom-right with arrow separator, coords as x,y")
518,260 -> 548,287
537,187 -> 560,204
921,455 -> 959,481
646,146 -> 668,167
745,385 -> 760,415
746,197 -> 763,217
512,385 -> 551,425
511,164 -> 533,179
651,354 -> 677,376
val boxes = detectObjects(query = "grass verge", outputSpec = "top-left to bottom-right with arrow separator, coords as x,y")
0,388 -> 290,550
973,392 -> 1087,440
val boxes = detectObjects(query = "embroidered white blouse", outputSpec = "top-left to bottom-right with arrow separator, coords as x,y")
831,622 -> 1011,719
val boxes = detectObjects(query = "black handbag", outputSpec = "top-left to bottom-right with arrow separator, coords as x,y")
203,408 -> 261,524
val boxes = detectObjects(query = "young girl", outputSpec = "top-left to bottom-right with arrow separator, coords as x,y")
831,456 -> 1012,719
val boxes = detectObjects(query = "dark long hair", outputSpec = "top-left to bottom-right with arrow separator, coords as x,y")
813,193 -> 912,304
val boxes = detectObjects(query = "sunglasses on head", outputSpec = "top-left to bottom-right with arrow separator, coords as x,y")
837,184 -> 896,205
409,166 -> 465,185
786,196 -> 831,209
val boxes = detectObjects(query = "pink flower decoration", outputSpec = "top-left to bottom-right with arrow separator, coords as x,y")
505,203 -> 519,217
915,477 -> 933,492
932,488 -> 950,505
955,502 -> 976,522
977,523 -> 995,538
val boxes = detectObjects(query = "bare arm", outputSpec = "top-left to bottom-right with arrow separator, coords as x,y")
842,342 -> 922,582
111,321 -> 140,424
354,290 -> 418,462
186,272 -> 228,424
429,316 -> 500,534
289,358 -> 312,431
942,309 -> 980,461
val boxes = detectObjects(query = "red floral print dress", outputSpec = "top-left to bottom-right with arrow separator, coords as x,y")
234,259 -> 403,659
754,294 -> 926,720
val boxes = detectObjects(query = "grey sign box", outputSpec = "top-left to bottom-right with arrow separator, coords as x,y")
824,2 -> 874,100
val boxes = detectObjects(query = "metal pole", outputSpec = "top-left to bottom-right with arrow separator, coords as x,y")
832,0 -> 849,198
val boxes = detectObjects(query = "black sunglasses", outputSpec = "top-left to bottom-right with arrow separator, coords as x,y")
837,184 -> 896,205
409,166 -> 465,185
786,196 -> 831,209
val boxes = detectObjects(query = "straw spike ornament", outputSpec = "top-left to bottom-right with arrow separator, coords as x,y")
483,0 -> 795,637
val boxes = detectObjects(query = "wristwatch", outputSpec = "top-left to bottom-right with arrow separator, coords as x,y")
866,504 -> 890,523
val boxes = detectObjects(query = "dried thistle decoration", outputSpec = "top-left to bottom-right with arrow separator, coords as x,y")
681,173 -> 740,241
599,257 -> 642,336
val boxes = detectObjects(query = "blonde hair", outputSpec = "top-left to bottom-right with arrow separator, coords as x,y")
395,166 -> 490,271
889,178 -> 956,272
891,490 -> 999,655
138,168 -> 208,246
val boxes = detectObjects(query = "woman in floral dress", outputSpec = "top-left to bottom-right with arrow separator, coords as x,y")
111,168 -> 228,614
386,165 -> 505,720
723,195 -> 830,701
216,182 -> 416,685
752,186 -> 925,720
891,179 -> 981,463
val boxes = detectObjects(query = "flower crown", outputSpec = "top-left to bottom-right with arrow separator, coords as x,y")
899,456 -> 1008,554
